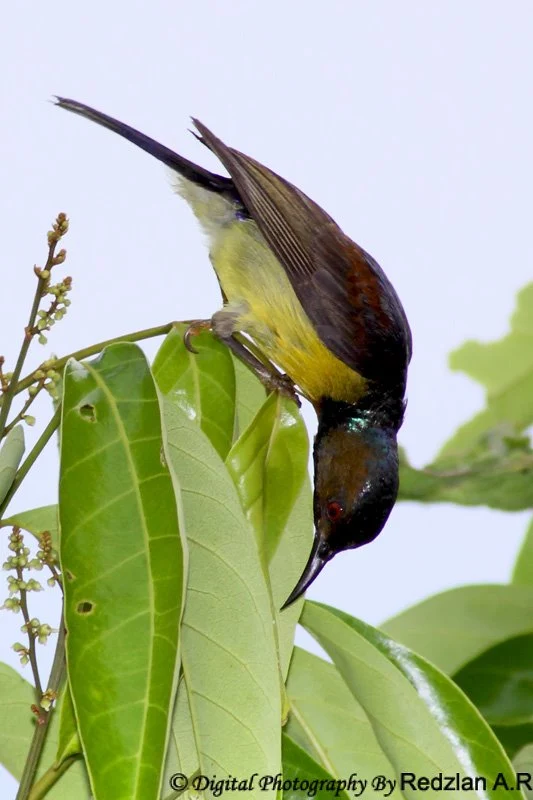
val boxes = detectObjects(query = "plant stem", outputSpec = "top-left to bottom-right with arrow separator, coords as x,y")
27,756 -> 80,800
0,276 -> 48,438
16,568 -> 44,701
16,614 -> 66,800
0,223 -> 64,438
15,321 -> 179,396
4,386 -> 43,436
0,409 -> 60,520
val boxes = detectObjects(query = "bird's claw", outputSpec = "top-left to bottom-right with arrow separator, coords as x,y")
184,319 -> 211,354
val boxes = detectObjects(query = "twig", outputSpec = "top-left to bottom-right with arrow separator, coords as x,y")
15,321 -> 179,397
16,565 -> 44,701
16,614 -> 66,800
0,216 -> 67,438
3,385 -> 43,436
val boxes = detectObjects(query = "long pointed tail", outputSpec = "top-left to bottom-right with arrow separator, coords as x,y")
55,97 -> 233,195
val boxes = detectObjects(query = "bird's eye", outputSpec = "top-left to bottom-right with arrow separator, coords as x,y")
326,501 -> 344,522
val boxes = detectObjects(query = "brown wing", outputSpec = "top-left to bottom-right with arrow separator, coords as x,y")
193,119 -> 412,393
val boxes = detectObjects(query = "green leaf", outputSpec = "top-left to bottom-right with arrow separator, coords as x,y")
268,479 -> 313,681
159,398 -> 282,781
285,647 -> 401,788
302,601 -> 518,797
1,504 -> 58,547
0,662 -> 90,797
232,354 -> 267,438
397,284 -> 533,510
0,425 -> 24,507
513,745 -> 533,798
398,448 -> 533,510
281,734 -> 350,800
59,343 -> 184,800
513,518 -> 533,585
453,633 -> 533,726
382,584 -> 533,675
152,326 -> 235,460
56,684 -> 82,766
495,725 -> 533,761
226,391 -> 311,686
442,282 -> 533,459
261,398 -> 309,564
226,392 -> 308,561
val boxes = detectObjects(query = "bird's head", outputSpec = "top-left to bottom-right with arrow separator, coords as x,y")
283,401 -> 402,607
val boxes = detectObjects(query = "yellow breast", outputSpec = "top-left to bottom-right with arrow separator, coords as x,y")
211,219 -> 366,404
174,177 -> 366,404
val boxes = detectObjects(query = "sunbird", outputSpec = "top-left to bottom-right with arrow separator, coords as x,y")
56,98 -> 412,607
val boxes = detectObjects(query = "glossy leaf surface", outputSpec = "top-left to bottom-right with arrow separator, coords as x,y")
60,344 -> 184,800
152,326 -> 235,460
302,602 -> 518,798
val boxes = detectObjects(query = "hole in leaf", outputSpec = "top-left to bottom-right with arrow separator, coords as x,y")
79,404 -> 96,422
76,601 -> 94,615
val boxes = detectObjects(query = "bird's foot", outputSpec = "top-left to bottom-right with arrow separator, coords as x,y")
183,319 -> 212,354
262,372 -> 301,407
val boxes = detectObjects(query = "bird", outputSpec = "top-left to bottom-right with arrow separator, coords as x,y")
55,97 -> 412,607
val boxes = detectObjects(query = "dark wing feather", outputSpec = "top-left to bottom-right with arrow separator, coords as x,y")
193,119 -> 412,392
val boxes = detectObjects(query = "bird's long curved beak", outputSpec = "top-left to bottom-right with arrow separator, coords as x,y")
281,535 -> 332,610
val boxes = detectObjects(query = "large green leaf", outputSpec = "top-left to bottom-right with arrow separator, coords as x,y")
159,399 -> 282,784
513,518 -> 533,585
226,391 -> 311,684
286,647 -> 402,792
302,602 -> 519,798
226,393 -> 307,559
59,344 -> 184,800
281,734 -> 350,800
382,584 -> 533,675
442,282 -> 533,459
454,633 -> 533,726
0,504 -> 58,547
226,392 -> 309,561
0,662 -> 90,797
152,326 -> 235,460
0,425 -> 24,508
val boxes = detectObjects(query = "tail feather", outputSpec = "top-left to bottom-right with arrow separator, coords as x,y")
54,97 -> 234,197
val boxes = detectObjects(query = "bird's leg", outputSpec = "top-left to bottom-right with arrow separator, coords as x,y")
223,335 -> 301,407
183,313 -> 301,406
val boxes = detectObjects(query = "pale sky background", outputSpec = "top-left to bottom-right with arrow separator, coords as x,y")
2,2 -> 533,795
